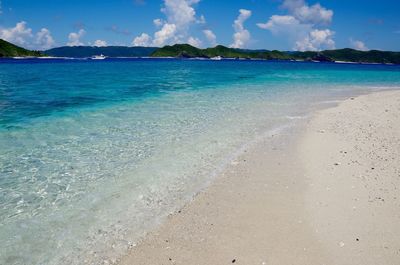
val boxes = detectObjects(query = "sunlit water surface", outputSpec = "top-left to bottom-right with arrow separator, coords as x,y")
1,58 -> 399,264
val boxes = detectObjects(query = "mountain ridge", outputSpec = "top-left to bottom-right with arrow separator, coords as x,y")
152,44 -> 400,64
1,39 -> 400,64
45,46 -> 158,58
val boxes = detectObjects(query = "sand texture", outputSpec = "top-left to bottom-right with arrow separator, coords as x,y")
120,90 -> 400,265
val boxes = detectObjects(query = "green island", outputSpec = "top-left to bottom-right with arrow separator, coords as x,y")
1,38 -> 400,64
151,44 -> 292,60
0,39 -> 42,57
45,45 -> 157,58
152,44 -> 400,64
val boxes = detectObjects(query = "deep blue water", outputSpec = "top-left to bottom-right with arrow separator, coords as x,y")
1,58 -> 399,128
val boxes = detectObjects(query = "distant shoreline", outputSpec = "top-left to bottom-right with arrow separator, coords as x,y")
1,56 -> 399,66
2,38 -> 400,64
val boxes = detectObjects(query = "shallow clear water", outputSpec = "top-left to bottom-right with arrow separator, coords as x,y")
1,58 -> 400,264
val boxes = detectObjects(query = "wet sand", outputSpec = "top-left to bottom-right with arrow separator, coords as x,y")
119,90 -> 400,265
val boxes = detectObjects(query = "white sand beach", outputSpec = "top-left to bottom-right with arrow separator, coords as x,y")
119,90 -> 400,265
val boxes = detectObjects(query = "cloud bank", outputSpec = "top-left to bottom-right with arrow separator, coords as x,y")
230,9 -> 252,48
203,29 -> 217,46
132,0 -> 216,47
94,39 -> 107,47
67,29 -> 86,46
36,28 -> 55,49
281,0 -> 332,25
133,0 -> 198,46
257,0 -> 335,51
188,36 -> 202,47
350,39 -> 368,51
0,21 -> 55,50
132,33 -> 152,46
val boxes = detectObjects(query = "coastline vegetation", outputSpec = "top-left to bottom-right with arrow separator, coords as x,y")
0,39 -> 42,57
1,38 -> 400,64
152,44 -> 400,64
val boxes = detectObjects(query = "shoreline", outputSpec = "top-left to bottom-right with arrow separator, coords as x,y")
1,56 -> 399,66
119,90 -> 400,264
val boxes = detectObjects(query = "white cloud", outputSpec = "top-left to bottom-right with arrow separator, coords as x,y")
153,23 -> 177,46
282,0 -> 333,25
132,33 -> 152,46
0,21 -> 33,47
0,22 -> 57,50
257,0 -> 335,51
154,0 -> 200,45
94,39 -> 107,47
67,29 -> 85,46
257,15 -> 296,30
295,29 -> 335,51
35,28 -> 55,49
133,0 -> 207,47
350,39 -> 368,51
0,22 -> 58,50
203,29 -> 217,46
161,0 -> 200,29
230,9 -> 252,48
257,15 -> 311,35
187,36 -> 202,47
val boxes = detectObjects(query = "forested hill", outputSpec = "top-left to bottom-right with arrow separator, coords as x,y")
151,44 -> 400,64
0,39 -> 42,57
45,46 -> 157,58
1,39 -> 399,64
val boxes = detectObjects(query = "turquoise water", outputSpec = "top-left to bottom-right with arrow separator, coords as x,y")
1,59 -> 400,264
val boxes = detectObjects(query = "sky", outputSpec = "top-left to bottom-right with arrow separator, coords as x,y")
0,0 -> 399,51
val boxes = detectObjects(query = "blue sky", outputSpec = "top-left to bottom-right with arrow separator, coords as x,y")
0,0 -> 399,51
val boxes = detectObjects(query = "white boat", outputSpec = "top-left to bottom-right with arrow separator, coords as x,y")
210,56 -> 222,61
91,54 -> 107,60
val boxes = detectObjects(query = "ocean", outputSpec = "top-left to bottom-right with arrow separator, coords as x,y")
1,58 -> 399,264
